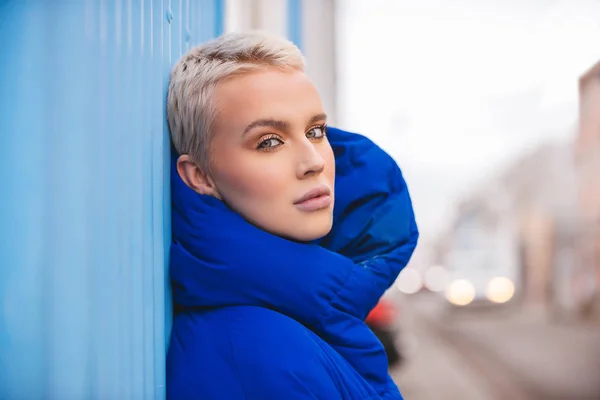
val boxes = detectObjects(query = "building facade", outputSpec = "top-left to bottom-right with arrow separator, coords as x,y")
575,60 -> 600,319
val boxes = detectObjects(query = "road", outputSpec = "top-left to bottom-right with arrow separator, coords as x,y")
390,293 -> 600,400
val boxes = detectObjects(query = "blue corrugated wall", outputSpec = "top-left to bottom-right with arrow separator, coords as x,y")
287,0 -> 302,50
0,1 -> 223,398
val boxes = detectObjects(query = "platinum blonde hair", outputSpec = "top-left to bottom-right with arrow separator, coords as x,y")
167,31 -> 306,171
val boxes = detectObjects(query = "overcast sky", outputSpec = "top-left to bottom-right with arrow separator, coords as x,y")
335,0 -> 600,249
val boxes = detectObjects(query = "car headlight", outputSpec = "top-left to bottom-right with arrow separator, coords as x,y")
395,267 -> 422,294
486,277 -> 515,303
445,279 -> 475,306
424,265 -> 449,292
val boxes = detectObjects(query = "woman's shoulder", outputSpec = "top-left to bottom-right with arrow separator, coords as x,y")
168,306 -> 346,399
170,305 -> 332,366
225,305 -> 325,356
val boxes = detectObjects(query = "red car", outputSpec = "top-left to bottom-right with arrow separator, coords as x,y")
365,299 -> 403,368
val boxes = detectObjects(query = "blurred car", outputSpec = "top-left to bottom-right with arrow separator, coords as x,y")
365,299 -> 403,368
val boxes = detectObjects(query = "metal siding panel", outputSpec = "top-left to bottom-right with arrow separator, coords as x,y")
0,1 -> 223,398
287,0 -> 302,50
0,3 -> 47,397
153,2 -> 171,398
213,0 -> 224,38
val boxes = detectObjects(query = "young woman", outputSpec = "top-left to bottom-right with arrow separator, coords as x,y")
166,31 -> 418,400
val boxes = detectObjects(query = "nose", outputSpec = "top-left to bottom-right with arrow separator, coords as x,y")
296,139 -> 326,179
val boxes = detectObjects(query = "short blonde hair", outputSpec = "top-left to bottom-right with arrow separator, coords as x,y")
167,31 -> 305,171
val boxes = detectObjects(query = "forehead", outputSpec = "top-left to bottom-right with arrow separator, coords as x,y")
212,68 -> 324,127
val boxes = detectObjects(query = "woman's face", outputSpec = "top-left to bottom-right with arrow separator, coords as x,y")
208,68 -> 335,242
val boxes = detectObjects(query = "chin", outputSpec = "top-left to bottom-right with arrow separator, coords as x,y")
291,216 -> 333,243
258,211 -> 333,243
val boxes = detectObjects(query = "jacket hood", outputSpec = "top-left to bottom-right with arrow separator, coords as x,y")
170,127 -> 418,321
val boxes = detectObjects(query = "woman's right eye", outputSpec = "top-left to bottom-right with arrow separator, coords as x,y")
257,137 -> 284,150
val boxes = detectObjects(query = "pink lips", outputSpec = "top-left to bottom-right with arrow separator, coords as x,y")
294,186 -> 333,212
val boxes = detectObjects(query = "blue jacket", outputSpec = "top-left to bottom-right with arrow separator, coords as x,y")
167,127 -> 418,399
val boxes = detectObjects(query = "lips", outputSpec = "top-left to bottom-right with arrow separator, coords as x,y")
294,185 -> 333,212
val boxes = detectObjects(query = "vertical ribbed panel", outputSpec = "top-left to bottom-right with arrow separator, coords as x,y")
287,0 -> 302,50
0,1 -> 223,398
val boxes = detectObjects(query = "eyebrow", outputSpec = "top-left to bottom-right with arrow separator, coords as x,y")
242,113 -> 328,137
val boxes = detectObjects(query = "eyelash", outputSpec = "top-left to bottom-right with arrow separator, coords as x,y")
256,124 -> 328,152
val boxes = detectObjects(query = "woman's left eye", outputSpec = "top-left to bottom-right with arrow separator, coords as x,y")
306,125 -> 327,139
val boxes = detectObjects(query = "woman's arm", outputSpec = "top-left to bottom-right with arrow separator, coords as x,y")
319,127 -> 419,319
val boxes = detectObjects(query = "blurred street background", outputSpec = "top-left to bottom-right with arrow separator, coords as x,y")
1,0 -> 599,398
336,1 -> 600,399
391,292 -> 600,399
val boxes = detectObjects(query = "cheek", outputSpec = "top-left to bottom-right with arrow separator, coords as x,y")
322,145 -> 336,183
213,155 -> 289,202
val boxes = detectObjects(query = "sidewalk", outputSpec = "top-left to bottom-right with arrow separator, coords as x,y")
440,307 -> 600,399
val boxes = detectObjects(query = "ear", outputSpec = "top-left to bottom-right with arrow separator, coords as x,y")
176,155 -> 221,199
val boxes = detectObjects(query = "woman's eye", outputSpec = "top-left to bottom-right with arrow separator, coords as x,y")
306,125 -> 327,139
257,137 -> 283,149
